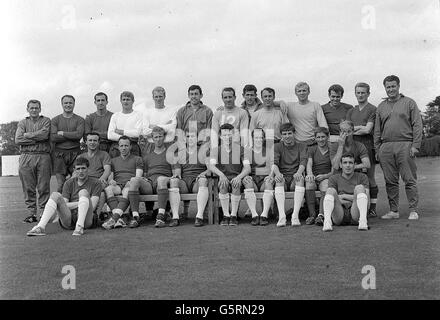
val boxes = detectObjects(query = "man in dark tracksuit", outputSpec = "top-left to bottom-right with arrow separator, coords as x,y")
15,100 -> 52,223
374,75 -> 423,220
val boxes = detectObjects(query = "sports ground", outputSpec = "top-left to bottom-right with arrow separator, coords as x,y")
0,157 -> 439,300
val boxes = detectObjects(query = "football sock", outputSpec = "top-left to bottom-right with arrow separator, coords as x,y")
323,194 -> 335,226
275,186 -> 286,223
196,186 -> 209,219
76,196 -> 89,229
168,188 -> 181,220
261,190 -> 274,218
293,186 -> 305,220
157,188 -> 169,212
305,189 -> 317,217
230,194 -> 241,217
128,191 -> 140,213
219,193 -> 230,217
357,193 -> 368,223
244,189 -> 258,218
38,198 -> 58,229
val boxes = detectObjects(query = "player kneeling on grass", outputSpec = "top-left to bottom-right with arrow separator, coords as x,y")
171,130 -> 211,227
27,157 -> 102,236
305,127 -> 333,226
322,153 -> 369,232
209,123 -> 251,226
128,126 -> 178,228
102,136 -> 143,230
270,123 -> 308,227
242,127 -> 274,226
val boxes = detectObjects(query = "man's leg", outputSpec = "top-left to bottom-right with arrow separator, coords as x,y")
218,182 -> 230,225
19,154 -> 38,221
72,189 -> 95,235
229,180 -> 242,226
260,177 -> 274,226
102,184 -> 122,229
379,142 -> 400,217
27,192 -> 71,236
367,162 -> 378,217
169,178 -> 186,226
305,179 -> 317,224
195,177 -> 209,226
315,179 -> 328,225
128,177 -> 148,219
322,187 -> 344,231
397,142 -> 419,218
113,186 -> 130,227
275,180 -> 286,227
155,177 -> 170,227
292,177 -> 305,226
243,176 -> 258,225
351,185 -> 369,230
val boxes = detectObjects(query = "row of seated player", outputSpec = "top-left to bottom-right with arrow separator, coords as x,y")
26,122 -> 370,236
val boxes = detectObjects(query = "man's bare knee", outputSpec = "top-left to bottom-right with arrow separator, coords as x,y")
305,181 -> 315,190
198,177 -> 208,187
170,178 -> 180,188
354,185 -> 366,194
157,176 -> 169,189
326,187 -> 337,196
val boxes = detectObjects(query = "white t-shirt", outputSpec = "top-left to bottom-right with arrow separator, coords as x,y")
134,103 -> 178,143
107,110 -> 143,141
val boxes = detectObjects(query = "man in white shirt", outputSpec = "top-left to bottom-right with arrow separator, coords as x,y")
135,86 -> 178,153
281,82 -> 328,146
107,91 -> 143,158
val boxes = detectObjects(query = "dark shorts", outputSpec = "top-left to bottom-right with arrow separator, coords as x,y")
182,176 -> 198,192
283,175 -> 295,191
53,150 -> 80,175
339,204 -> 358,226
59,208 -> 98,230
253,175 -> 266,190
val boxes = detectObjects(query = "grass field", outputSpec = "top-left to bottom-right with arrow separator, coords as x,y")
0,157 -> 439,300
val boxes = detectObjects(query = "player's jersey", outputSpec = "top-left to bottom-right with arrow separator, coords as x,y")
77,150 -> 111,179
62,177 -> 102,202
307,145 -> 332,176
274,142 -> 307,176
328,172 -> 369,195
143,147 -> 173,179
111,154 -> 143,185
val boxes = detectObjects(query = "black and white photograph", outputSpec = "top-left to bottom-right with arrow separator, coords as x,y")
0,0 -> 439,308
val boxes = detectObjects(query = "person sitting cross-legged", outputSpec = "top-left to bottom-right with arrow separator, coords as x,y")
270,123 -> 308,227
128,126 -> 179,228
102,136 -> 143,230
322,152 -> 369,232
27,157 -> 102,236
209,123 -> 251,226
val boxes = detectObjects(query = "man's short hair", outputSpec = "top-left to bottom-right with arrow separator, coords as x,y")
74,157 -> 90,167
188,85 -> 202,95
61,95 -> 75,103
86,132 -> 100,140
295,82 -> 310,92
152,86 -> 166,96
261,87 -> 275,97
118,135 -> 131,143
27,99 -> 41,109
242,84 -> 257,95
314,127 -> 329,137
222,87 -> 236,97
339,120 -> 354,131
383,75 -> 400,86
151,126 -> 166,136
280,123 -> 295,134
94,92 -> 108,101
120,91 -> 134,101
328,84 -> 344,97
219,123 -> 234,133
341,152 -> 355,161
354,82 -> 370,94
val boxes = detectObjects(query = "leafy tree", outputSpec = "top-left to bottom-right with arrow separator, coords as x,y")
423,96 -> 440,137
0,121 -> 19,155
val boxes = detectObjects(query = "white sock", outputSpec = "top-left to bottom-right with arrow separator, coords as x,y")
261,190 -> 274,218
357,193 -> 368,223
76,196 -> 89,229
168,188 -> 181,220
293,186 -> 305,220
219,193 -> 230,217
230,194 -> 241,217
275,186 -> 286,222
132,211 -> 140,219
38,199 -> 58,229
323,194 -> 335,226
196,186 -> 209,219
244,189 -> 258,218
